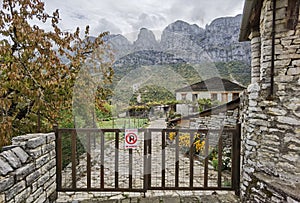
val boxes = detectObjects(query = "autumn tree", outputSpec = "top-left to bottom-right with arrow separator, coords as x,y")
130,85 -> 176,105
0,0 -> 114,147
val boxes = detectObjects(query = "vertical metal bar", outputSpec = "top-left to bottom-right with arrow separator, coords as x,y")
232,124 -> 241,196
129,148 -> 133,189
87,132 -> 91,189
100,131 -> 105,189
115,131 -> 119,189
54,126 -> 62,191
231,129 -> 236,191
269,0 -> 276,97
162,130 -> 166,188
71,130 -> 77,189
237,124 -> 241,196
175,131 -> 179,187
189,132 -> 194,187
143,130 -> 148,191
204,134 -> 209,188
218,133 -> 223,188
148,131 -> 152,188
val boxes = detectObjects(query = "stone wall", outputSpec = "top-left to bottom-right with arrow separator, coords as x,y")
189,108 -> 239,147
0,133 -> 56,203
189,108 -> 239,129
240,0 -> 300,202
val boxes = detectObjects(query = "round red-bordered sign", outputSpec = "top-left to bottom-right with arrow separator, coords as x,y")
125,133 -> 137,145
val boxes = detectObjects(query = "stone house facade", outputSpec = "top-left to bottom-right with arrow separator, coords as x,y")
239,0 -> 300,202
175,77 -> 244,116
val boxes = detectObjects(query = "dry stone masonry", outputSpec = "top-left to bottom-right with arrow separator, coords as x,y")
0,133 -> 56,203
189,109 -> 239,129
239,0 -> 300,202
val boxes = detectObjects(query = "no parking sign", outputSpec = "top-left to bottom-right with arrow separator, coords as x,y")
125,129 -> 138,149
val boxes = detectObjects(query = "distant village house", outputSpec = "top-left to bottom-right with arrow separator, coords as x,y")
175,77 -> 245,116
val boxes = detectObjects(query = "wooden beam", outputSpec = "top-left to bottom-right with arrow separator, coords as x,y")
239,0 -> 263,41
287,0 -> 300,30
250,0 -> 263,32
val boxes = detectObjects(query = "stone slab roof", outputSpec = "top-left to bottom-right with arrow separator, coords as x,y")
175,77 -> 245,92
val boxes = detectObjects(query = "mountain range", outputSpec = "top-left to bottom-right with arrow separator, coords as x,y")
106,14 -> 250,64
102,14 -> 251,96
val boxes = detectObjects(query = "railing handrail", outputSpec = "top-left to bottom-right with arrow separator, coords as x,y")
56,126 -> 239,133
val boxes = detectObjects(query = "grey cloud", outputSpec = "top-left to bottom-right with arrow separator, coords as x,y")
189,6 -> 206,23
94,18 -> 122,34
43,0 -> 243,37
71,13 -> 88,20
165,0 -> 206,28
167,0 -> 243,27
215,0 -> 244,14
131,13 -> 167,31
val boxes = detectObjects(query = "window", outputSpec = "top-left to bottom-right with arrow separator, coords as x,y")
192,94 -> 198,102
181,93 -> 187,101
211,93 -> 217,101
233,93 -> 239,100
221,93 -> 228,102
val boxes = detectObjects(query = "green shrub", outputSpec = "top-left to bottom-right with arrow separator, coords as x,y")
61,133 -> 86,169
210,147 -> 231,171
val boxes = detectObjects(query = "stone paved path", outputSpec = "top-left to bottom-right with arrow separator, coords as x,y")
56,118 -> 238,202
80,193 -> 240,203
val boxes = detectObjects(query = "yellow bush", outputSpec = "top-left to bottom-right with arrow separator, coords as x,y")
179,134 -> 190,147
169,132 -> 176,141
168,132 -> 205,153
194,139 -> 205,152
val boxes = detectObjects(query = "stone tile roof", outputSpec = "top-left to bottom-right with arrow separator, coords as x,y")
175,77 -> 245,92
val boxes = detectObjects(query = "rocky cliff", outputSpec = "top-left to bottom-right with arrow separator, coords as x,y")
105,15 -> 251,86
203,15 -> 250,63
107,14 -> 250,64
160,20 -> 207,63
104,34 -> 132,59
133,28 -> 160,51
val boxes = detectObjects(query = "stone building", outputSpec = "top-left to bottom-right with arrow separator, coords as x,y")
239,0 -> 300,202
175,77 -> 244,116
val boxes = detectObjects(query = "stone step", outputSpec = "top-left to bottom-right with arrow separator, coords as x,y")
74,194 -> 240,203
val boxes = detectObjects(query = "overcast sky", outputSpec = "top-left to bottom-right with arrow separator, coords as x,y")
43,0 -> 244,41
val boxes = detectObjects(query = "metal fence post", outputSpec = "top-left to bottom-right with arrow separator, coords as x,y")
53,125 -> 62,191
232,124 -> 241,196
